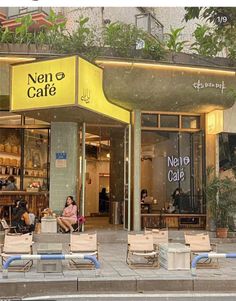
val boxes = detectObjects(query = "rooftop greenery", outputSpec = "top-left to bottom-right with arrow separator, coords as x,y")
0,8 -> 236,62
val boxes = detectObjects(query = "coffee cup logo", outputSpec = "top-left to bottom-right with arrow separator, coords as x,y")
56,72 -> 65,81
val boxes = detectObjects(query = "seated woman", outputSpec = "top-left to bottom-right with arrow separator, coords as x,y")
12,200 -> 33,233
57,196 -> 77,233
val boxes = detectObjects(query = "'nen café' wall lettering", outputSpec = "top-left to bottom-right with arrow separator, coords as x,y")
167,155 -> 190,182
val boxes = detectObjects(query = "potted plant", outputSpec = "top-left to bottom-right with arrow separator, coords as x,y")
206,166 -> 236,238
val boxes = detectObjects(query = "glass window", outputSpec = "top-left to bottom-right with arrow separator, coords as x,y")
219,133 -> 236,179
141,114 -> 158,127
25,117 -> 50,125
182,116 -> 200,129
23,129 -> 49,191
160,115 -> 179,128
0,112 -> 21,125
141,130 -> 203,214
0,128 -> 21,190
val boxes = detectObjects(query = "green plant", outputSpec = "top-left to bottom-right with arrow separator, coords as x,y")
165,26 -> 188,52
206,166 -> 236,228
60,16 -> 100,59
0,27 -> 13,44
44,9 -> 67,50
14,14 -> 34,45
141,34 -> 166,60
103,22 -> 144,57
184,7 -> 236,60
191,24 -> 222,57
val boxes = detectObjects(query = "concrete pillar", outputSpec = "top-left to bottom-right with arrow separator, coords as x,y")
132,110 -> 141,231
49,122 -> 78,211
109,128 -> 124,224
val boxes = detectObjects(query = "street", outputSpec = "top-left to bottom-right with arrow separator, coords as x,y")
23,293 -> 236,301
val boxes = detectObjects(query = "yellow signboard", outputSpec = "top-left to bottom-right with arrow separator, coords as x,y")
78,57 -> 130,124
11,56 -> 76,111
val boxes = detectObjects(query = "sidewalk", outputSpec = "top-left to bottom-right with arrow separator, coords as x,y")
1,229 -> 236,298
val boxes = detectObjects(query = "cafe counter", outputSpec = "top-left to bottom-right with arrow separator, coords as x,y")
141,213 -> 206,229
0,191 -> 49,222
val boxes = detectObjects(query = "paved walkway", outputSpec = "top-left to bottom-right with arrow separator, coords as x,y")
1,230 -> 236,298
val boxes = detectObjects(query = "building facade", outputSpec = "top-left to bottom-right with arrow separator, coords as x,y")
0,7 -> 236,231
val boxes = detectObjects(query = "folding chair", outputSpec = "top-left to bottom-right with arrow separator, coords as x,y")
72,215 -> 86,232
0,233 -> 34,272
126,233 -> 159,268
184,232 -> 218,268
69,232 -> 98,269
144,228 -> 169,247
0,218 -> 17,234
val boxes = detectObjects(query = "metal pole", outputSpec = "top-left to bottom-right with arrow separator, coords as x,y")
2,253 -> 100,279
191,253 -> 236,276
81,122 -> 86,232
132,110 -> 141,231
128,124 -> 131,231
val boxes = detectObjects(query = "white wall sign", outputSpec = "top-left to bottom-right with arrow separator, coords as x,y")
193,80 -> 226,94
167,155 -> 190,182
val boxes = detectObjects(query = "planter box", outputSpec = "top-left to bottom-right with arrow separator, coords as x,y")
0,43 -> 51,54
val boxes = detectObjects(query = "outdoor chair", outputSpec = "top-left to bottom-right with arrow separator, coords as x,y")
144,228 -> 169,248
0,218 -> 17,234
72,215 -> 86,232
184,232 -> 219,268
0,233 -> 34,272
69,232 -> 98,269
126,233 -> 159,268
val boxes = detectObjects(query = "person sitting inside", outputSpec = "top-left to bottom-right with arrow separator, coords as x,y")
12,200 -> 34,233
172,187 -> 183,211
3,176 -> 17,191
141,189 -> 148,204
141,189 -> 152,213
57,196 -> 78,233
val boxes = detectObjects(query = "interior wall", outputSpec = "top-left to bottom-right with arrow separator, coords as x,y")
85,160 -> 109,216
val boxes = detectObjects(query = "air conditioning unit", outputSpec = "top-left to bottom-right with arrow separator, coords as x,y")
141,145 -> 155,160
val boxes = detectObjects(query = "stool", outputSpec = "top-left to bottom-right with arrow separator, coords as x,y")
41,217 -> 57,233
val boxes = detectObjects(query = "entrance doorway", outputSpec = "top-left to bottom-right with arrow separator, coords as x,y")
79,124 -> 131,231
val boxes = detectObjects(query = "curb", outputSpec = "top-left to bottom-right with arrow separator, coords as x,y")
1,278 -> 236,298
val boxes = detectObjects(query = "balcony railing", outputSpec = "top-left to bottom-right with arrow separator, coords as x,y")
135,13 -> 164,40
1,7 -> 52,31
6,7 -> 50,19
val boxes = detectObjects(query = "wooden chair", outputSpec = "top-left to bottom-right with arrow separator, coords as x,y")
184,232 -> 218,268
0,218 -> 17,234
126,233 -> 159,268
69,232 -> 98,269
0,233 -> 33,272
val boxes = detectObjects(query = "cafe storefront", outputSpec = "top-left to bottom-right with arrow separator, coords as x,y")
4,55 -> 236,231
